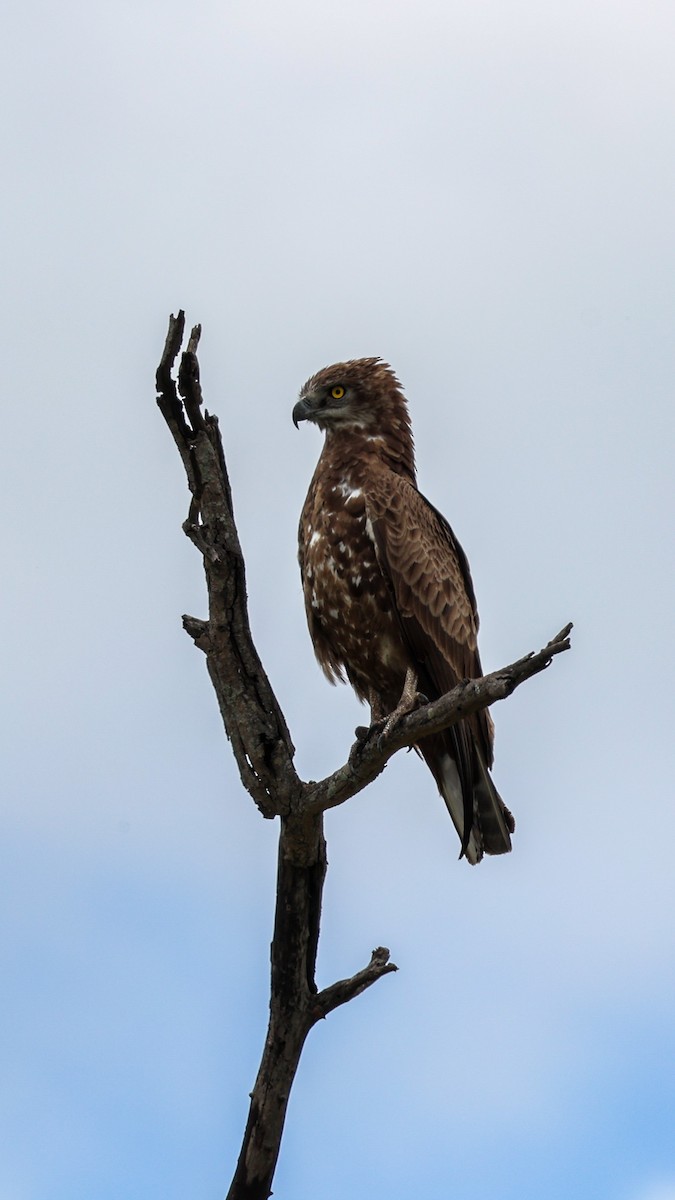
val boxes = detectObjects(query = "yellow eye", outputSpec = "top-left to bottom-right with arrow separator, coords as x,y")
331,385 -> 345,400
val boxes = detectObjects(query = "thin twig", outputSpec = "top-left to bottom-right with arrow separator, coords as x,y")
314,948 -> 398,1019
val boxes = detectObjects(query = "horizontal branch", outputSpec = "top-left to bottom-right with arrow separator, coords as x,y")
298,623 -> 572,816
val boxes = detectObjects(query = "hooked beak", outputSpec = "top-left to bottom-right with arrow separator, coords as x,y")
292,395 -> 314,428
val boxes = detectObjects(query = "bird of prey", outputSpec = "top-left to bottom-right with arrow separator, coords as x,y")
293,358 -> 514,864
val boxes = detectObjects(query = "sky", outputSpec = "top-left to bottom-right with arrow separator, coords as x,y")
2,0 -> 675,1197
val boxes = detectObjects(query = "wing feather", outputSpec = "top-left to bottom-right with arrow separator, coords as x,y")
364,473 -> 513,860
365,473 -> 494,766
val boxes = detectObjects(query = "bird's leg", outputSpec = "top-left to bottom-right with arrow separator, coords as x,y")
367,662 -> 425,744
355,671 -> 427,745
378,666 -> 421,740
368,693 -> 388,725
355,692 -> 387,742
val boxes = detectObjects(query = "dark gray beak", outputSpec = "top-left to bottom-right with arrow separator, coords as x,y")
292,396 -> 313,428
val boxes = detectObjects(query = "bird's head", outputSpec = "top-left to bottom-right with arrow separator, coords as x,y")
292,357 -> 406,434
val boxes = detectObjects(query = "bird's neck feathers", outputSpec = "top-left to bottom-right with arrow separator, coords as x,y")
322,390 -> 416,483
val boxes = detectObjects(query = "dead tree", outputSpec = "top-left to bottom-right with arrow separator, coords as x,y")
155,312 -> 572,1200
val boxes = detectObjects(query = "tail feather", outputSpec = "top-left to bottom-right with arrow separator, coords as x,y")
438,754 -> 483,864
473,746 -> 515,857
420,738 -> 514,865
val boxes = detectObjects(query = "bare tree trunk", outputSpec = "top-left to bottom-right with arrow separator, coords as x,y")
155,312 -> 572,1200
227,813 -> 326,1199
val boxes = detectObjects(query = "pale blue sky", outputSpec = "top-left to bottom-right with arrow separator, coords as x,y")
2,0 -> 674,1197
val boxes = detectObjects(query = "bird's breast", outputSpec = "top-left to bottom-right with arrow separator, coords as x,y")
301,480 -> 409,702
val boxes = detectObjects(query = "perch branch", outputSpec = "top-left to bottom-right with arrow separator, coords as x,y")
299,624 -> 573,815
